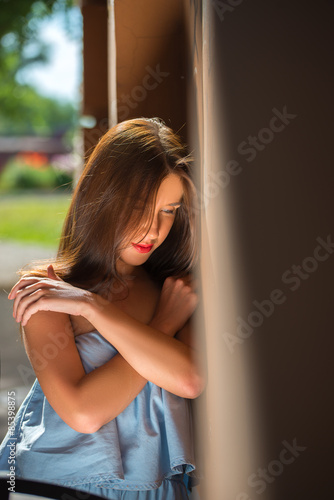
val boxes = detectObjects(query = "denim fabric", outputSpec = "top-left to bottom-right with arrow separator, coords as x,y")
74,475 -> 189,499
0,330 -> 199,496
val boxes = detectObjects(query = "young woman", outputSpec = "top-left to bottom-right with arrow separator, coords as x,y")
0,118 -> 204,499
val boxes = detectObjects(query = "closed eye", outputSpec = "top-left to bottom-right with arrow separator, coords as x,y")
161,208 -> 176,215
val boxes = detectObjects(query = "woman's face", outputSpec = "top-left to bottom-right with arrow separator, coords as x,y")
117,173 -> 184,275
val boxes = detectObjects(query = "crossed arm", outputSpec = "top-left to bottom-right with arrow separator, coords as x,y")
14,277 -> 205,434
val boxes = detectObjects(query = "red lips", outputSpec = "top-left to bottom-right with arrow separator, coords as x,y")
131,243 -> 153,254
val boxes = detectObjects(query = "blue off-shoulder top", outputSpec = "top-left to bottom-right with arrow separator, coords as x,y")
0,330 -> 199,492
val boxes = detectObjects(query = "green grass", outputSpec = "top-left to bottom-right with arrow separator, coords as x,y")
0,192 -> 72,247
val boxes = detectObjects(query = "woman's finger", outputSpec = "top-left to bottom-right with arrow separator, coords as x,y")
47,265 -> 63,281
12,280 -> 58,313
12,282 -> 55,318
9,278 -> 32,299
11,277 -> 61,301
9,276 -> 48,299
20,295 -> 52,327
182,274 -> 198,291
15,288 -> 47,323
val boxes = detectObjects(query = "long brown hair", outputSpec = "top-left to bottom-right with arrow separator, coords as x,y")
19,117 -> 198,295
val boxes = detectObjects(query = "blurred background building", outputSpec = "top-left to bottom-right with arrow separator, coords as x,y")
0,1 -> 333,499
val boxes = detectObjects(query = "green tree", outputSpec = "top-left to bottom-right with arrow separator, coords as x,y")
0,0 -> 79,136
0,0 -> 74,47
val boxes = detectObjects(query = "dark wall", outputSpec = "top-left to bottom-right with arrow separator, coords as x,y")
115,0 -> 188,141
81,0 -> 109,156
81,0 -> 188,156
213,1 -> 333,498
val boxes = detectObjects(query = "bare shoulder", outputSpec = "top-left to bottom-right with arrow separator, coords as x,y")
22,310 -> 73,338
20,311 -> 88,431
21,311 -> 76,372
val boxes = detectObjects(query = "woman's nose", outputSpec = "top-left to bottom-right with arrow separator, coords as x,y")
148,216 -> 159,239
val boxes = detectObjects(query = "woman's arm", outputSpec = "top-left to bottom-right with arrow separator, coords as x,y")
22,309 -> 149,434
84,286 -> 204,399
10,271 -> 205,432
11,272 -> 205,400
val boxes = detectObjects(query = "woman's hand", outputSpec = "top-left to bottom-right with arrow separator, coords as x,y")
149,275 -> 198,337
8,265 -> 93,326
